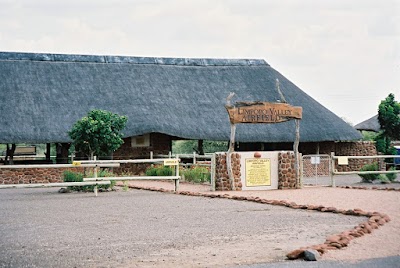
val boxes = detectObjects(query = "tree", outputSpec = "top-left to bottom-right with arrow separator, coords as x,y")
378,93 -> 400,141
68,110 -> 127,159
376,93 -> 400,155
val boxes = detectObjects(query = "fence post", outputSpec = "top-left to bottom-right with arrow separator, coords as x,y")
193,152 -> 196,165
330,152 -> 336,187
94,156 -> 98,196
175,160 -> 180,192
211,153 -> 216,191
299,153 -> 303,189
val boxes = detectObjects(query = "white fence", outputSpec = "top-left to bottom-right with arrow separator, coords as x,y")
151,152 -> 216,191
78,158 -> 181,194
330,153 -> 400,187
0,158 -> 182,195
0,163 -> 120,192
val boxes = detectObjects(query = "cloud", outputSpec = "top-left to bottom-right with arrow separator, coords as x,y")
0,0 -> 398,124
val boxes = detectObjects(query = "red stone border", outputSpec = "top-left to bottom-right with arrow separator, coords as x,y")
338,185 -> 400,192
127,185 -> 391,261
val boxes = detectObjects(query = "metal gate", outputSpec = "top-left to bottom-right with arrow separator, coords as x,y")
302,154 -> 331,186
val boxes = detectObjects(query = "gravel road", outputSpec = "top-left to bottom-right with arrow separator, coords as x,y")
0,187 -> 364,268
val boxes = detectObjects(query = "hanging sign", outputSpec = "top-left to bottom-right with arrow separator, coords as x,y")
225,102 -> 302,124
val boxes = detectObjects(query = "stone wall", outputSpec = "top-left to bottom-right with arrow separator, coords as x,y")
215,151 -> 299,191
0,167 -> 85,184
334,141 -> 377,172
301,141 -> 377,175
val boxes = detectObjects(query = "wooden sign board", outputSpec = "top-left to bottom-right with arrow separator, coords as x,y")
225,102 -> 302,124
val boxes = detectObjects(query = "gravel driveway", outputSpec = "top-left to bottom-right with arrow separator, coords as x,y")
0,187 -> 364,268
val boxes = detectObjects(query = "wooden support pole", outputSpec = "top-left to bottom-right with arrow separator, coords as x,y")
293,119 -> 300,188
227,123 -> 236,190
46,143 -> 51,162
225,92 -> 237,191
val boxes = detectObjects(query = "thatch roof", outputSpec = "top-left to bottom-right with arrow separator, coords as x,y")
0,51 -> 361,144
354,115 -> 380,132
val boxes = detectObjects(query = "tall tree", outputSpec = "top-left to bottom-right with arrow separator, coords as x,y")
378,93 -> 400,140
68,110 -> 127,159
376,93 -> 400,155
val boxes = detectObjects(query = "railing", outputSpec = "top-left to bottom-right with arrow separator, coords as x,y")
150,152 -> 216,191
0,163 -> 120,192
77,158 -> 181,194
330,153 -> 400,187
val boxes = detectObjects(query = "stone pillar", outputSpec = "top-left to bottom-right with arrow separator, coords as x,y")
215,153 -> 242,191
278,152 -> 298,189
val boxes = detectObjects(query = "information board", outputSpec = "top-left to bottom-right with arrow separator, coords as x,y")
245,158 -> 271,187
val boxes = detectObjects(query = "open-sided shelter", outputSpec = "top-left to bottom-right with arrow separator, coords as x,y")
0,51 -> 362,162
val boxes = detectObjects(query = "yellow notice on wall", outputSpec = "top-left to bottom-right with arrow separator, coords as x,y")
245,158 -> 271,187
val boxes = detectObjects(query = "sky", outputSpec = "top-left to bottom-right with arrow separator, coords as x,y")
1,0 -> 399,125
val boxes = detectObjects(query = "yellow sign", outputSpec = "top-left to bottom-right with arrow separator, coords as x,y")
164,159 -> 179,166
225,102 -> 302,124
72,161 -> 81,166
245,158 -> 271,187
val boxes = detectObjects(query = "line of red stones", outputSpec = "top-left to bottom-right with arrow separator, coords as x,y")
338,185 -> 400,192
126,185 -> 391,261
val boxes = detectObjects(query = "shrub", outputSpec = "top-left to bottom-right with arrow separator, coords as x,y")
358,163 -> 380,183
145,166 -> 158,176
386,167 -> 398,182
156,166 -> 173,176
182,166 -> 211,183
63,169 -> 115,192
145,165 -> 173,176
378,174 -> 390,184
63,170 -> 83,183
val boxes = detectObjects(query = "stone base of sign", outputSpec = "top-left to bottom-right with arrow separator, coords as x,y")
215,151 -> 299,191
215,153 -> 242,191
278,151 -> 299,189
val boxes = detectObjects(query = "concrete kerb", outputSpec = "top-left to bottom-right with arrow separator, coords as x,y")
126,184 -> 391,261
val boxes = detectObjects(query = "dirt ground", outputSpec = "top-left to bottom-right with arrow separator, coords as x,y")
126,176 -> 400,265
1,175 -> 399,268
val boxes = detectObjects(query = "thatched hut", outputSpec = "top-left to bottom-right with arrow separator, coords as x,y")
0,51 -> 362,163
354,115 -> 380,132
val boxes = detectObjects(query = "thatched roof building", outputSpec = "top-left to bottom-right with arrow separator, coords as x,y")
354,115 -> 380,132
0,51 -> 361,144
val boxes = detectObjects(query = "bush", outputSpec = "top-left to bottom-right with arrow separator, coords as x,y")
63,170 -> 115,192
145,165 -> 173,176
358,163 -> 380,183
182,166 -> 211,183
358,163 -> 398,183
386,167 -> 398,182
63,170 -> 83,182
378,174 -> 390,184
